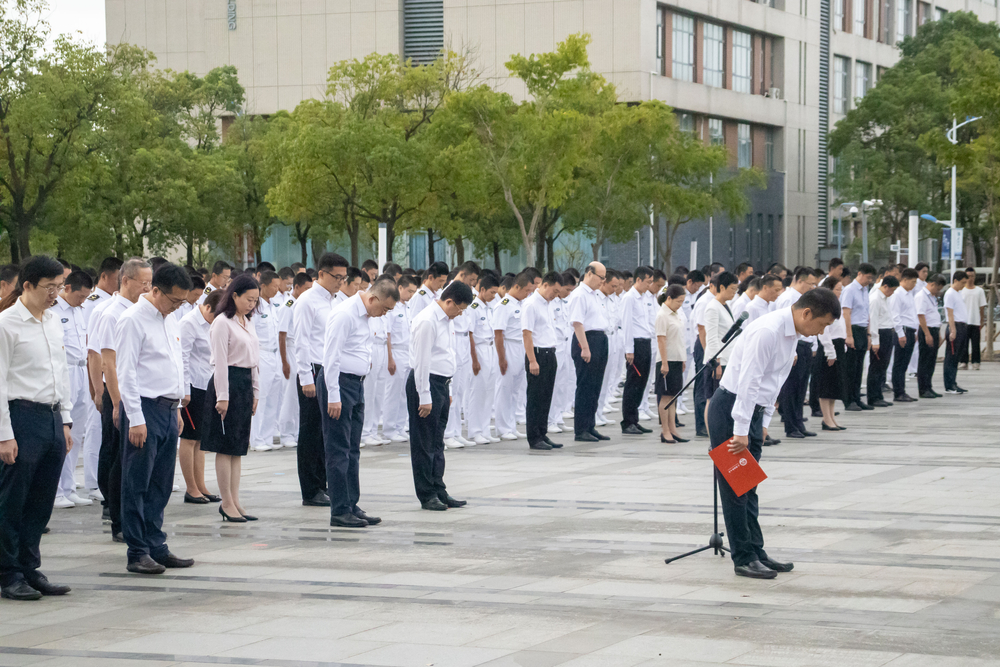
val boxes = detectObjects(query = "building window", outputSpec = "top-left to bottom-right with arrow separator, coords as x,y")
834,0 -> 845,30
704,23 -> 725,88
765,127 -> 775,170
853,0 -> 866,35
855,61 -> 871,100
656,7 -> 665,75
732,30 -> 752,93
833,56 -> 850,114
403,0 -> 444,65
933,6 -> 946,20
897,0 -> 911,42
709,118 -> 724,145
672,14 -> 695,82
918,1 -> 930,24
677,112 -> 695,134
738,123 -> 752,168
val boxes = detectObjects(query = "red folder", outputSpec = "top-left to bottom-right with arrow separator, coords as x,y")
710,438 -> 767,497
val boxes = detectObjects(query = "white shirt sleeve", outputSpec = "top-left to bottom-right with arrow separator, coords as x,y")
115,314 -> 146,428
322,311 -> 349,404
292,298 -> 313,387
411,317 -> 435,404
731,329 -> 775,437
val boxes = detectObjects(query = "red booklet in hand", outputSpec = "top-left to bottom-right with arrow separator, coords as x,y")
710,438 -> 767,497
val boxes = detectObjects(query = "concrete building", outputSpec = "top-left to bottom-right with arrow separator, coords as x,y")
106,0 -> 999,271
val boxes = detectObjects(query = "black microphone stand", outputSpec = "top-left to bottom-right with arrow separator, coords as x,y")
662,324 -> 746,565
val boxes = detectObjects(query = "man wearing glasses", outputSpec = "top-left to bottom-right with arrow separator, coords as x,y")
292,253 -> 349,508
568,262 -> 611,442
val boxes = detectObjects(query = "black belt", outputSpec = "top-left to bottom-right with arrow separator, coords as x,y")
146,396 -> 181,410
341,372 -> 366,382
718,388 -> 767,415
584,330 -> 607,338
534,347 -> 556,354
8,399 -> 61,413
429,374 -> 452,385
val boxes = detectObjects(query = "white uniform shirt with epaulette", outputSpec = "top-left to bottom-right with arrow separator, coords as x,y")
254,296 -> 279,355
493,295 -> 524,344
82,287 -> 112,329
386,301 -> 410,353
549,296 -> 571,345
469,297 -> 493,344
602,291 -> 621,337
408,286 -> 438,319
52,296 -> 87,367
195,282 -> 217,306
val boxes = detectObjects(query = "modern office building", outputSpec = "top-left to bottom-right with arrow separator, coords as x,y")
106,0 -> 999,270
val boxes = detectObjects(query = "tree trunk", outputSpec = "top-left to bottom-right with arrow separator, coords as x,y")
454,235 -> 465,264
310,237 -> 325,266
186,230 -> 195,268
386,221 -> 396,263
14,218 -> 29,262
348,209 -> 360,267
492,241 -> 502,273
255,244 -> 263,265
427,228 -> 435,264
546,233 -> 555,271
535,230 -> 545,269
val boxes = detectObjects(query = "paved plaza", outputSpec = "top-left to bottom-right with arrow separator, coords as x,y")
1,366 -> 999,667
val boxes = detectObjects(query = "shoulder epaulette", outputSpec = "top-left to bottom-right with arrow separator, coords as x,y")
285,299 -> 293,307
86,294 -> 99,301
471,302 -> 479,309
203,286 -> 212,294
418,289 -> 426,295
501,298 -> 509,305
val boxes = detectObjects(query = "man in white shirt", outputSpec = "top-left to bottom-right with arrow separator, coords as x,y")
493,272 -> 533,440
407,261 -> 449,318
292,253 -> 348,507
730,277 -> 758,321
250,271 -> 283,452
707,287 -> 840,579
0,256 -> 75,600
52,271 -> 94,509
703,272 -> 739,413
960,267 -> 987,370
691,282 -> 717,437
908,262 -> 931,376
619,267 -> 656,435
443,262 -> 482,449
382,274 -> 419,443
916,274 -> 946,398
569,263 -> 611,441
322,278 -> 399,528
773,268 -> 820,437
744,274 -> 782,323
866,276 -> 899,407
196,261 -> 231,305
276,272 -> 312,449
548,273 -> 577,433
115,264 -> 194,576
596,271 -> 623,424
406,281 -> 474,511
890,268 -> 920,402
522,272 -> 563,450
466,274 -> 500,445
942,271 -> 969,394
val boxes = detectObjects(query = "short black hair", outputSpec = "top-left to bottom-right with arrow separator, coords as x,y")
99,257 -> 123,277
901,268 -> 919,280
633,266 -> 654,282
928,273 -> 947,287
881,275 -> 900,288
760,273 -> 782,287
952,270 -> 967,282
441,280 -> 474,306
711,271 -> 738,289
915,262 -> 929,272
652,269 -> 666,281
457,261 -> 481,278
821,276 -> 840,290
686,270 -> 705,283
398,274 -> 421,289
216,273 -> 260,320
0,264 -> 18,284
292,272 -> 313,288
259,270 -> 280,286
382,262 -> 403,277
190,275 -> 206,290
560,271 -> 577,286
667,274 -> 685,287
369,276 -> 400,301
152,263 -> 193,293
256,261 -> 276,273
317,252 -> 349,272
278,266 -> 295,280
793,266 -> 815,283
305,268 -> 317,279
426,261 -> 449,278
361,259 -> 379,272
291,262 -> 305,271
65,270 -> 94,292
478,273 -> 500,291
857,263 -> 877,276
211,260 -> 231,276
828,257 -> 844,270
522,267 -> 542,283
512,271 -> 534,289
736,262 -> 753,276
541,271 -> 563,286
500,274 -> 515,291
794,287 -> 842,320
203,289 -> 224,312
346,266 -> 364,283
564,267 -> 580,279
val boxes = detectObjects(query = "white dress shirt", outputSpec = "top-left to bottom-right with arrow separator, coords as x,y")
179,306 -> 213,393
620,287 -> 655,352
387,301 -> 411,355
817,312 -> 847,357
743,295 -> 772,324
493,295 -> 524,344
410,302 -> 456,403
550,297 -> 572,344
53,296 -> 88,367
114,296 -> 185,427
469,297 -> 493,344
916,288 -> 942,327
0,299 -> 73,440
692,291 -> 712,330
91,294 -> 134,353
292,283 -> 336,385
730,292 -> 751,321
567,282 -> 609,332
719,308 -> 799,436
943,287 -> 969,324
521,292 -> 557,348
254,297 -> 280,355
869,288 -> 895,333
408,286 -> 438,319
322,293 -> 373,403
704,298 -> 736,363
889,287 -> 919,336
82,286 -> 112,329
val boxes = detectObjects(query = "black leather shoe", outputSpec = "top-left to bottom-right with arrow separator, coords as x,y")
802,430 -> 817,437
102,506 -> 111,522
184,492 -> 210,504
330,512 -> 368,527
811,410 -> 823,418
764,435 -> 780,446
353,509 -> 381,525
574,432 -> 599,442
635,424 -> 652,434
956,386 -> 968,393
821,423 -> 840,431
931,391 -> 944,398
695,430 -> 709,438
1,580 -> 42,600
734,560 -> 777,579
442,496 -> 467,508
894,395 -> 916,403
529,441 -> 553,450
127,555 -> 166,575
872,400 -> 893,407
542,436 -> 562,448
675,421 -> 685,428
588,428 -> 610,441
420,498 -> 448,512
204,494 -> 221,503
26,572 -> 71,595
759,557 -> 794,572
786,431 -> 806,439
919,391 -> 938,399
860,402 -> 875,410
303,491 -> 331,507
112,532 -> 125,543
845,403 -> 863,411
621,424 -> 643,435
153,552 -> 195,569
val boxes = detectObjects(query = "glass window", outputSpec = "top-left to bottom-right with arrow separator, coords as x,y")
897,0 -> 911,42
855,61 -> 871,100
672,14 -> 695,82
656,7 -> 665,75
732,30 -> 752,94
709,118 -> 724,145
833,56 -> 850,114
918,1 -> 930,24
738,123 -> 752,168
853,0 -> 866,35
834,0 -> 845,30
677,112 -> 695,134
933,6 -> 946,20
765,127 -> 775,170
704,23 -> 725,88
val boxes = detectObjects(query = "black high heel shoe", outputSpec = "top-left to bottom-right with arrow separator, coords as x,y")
821,423 -> 840,432
219,507 -> 247,523
660,435 -> 677,444
240,513 -> 258,521
672,435 -> 690,443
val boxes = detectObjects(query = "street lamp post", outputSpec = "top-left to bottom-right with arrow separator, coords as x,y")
837,203 -> 858,258
946,116 -> 982,275
860,200 -> 881,264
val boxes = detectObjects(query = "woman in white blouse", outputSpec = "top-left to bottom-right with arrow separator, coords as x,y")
816,277 -> 847,431
654,285 -> 689,443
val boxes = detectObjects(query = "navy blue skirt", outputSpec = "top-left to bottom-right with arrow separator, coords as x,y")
200,367 -> 253,456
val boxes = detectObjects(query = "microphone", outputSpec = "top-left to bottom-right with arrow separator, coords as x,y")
721,311 -> 749,344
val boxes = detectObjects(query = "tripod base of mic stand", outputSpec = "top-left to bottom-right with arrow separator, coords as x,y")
663,532 -> 729,564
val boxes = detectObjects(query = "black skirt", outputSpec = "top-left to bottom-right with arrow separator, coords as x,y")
816,339 -> 845,400
180,387 -> 206,440
200,367 -> 253,456
655,361 -> 684,398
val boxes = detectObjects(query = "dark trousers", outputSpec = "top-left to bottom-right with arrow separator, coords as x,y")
959,324 -> 981,365
98,387 -> 122,534
318,372 -> 364,516
621,338 -> 651,428
120,398 -> 178,562
525,348 -> 557,445
706,388 -> 769,567
808,352 -> 821,414
572,331 -> 608,435
866,329 -> 894,404
296,368 -> 326,501
693,340 -> 706,434
844,324 -> 868,406
406,371 -> 449,503
777,340 -> 811,435
943,322 -> 968,390
0,401 -> 66,587
917,327 -> 940,395
892,327 -> 916,398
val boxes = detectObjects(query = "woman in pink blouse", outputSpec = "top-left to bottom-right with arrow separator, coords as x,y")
200,274 -> 261,523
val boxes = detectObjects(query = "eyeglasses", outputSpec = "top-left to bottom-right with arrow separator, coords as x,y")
38,283 -> 64,295
319,270 -> 346,283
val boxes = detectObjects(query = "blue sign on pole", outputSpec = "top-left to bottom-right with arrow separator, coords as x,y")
940,228 -> 964,260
